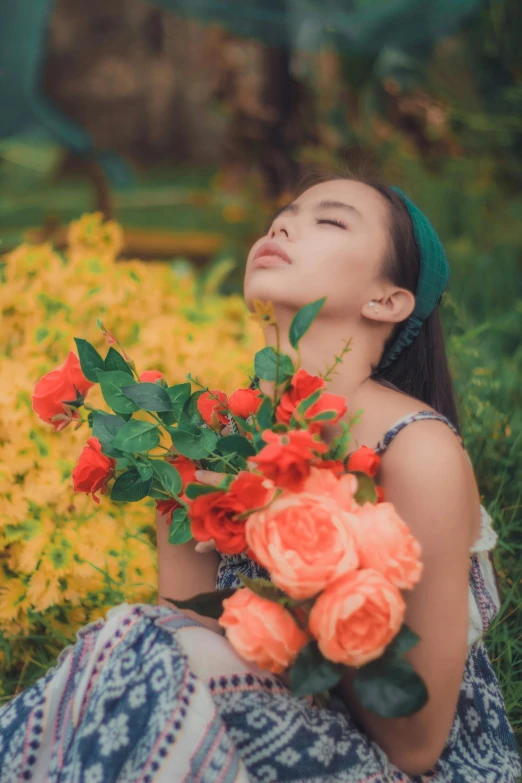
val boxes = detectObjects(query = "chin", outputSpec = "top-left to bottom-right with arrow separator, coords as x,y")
243,275 -> 290,308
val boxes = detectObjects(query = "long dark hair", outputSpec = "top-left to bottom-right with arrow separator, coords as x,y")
291,171 -> 462,434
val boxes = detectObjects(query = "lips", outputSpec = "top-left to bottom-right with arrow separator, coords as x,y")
253,241 -> 292,265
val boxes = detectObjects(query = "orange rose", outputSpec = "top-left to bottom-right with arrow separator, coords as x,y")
228,387 -> 263,419
275,368 -> 325,426
248,429 -> 328,492
139,370 -> 165,383
246,488 -> 359,599
188,471 -> 275,554
155,455 -> 197,523
32,351 -> 94,431
72,437 -> 116,504
197,390 -> 229,429
353,502 -> 423,590
219,588 -> 309,674
308,569 -> 406,667
347,445 -> 381,477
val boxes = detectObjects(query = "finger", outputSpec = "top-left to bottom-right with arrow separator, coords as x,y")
221,424 -> 232,436
194,469 -> 226,486
195,538 -> 217,553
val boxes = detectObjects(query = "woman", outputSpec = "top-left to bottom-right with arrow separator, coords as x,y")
1,175 -> 520,783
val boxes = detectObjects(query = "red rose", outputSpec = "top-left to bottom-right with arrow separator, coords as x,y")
347,445 -> 381,478
155,455 -> 197,524
188,471 -> 274,554
248,429 -> 328,492
228,471 -> 273,509
306,392 -> 348,435
139,370 -> 165,383
197,390 -> 229,429
228,387 -> 263,419
315,459 -> 346,476
32,351 -> 94,431
72,437 -> 116,504
275,369 -> 325,426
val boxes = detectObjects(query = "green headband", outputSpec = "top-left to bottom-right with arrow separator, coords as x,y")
377,187 -> 450,371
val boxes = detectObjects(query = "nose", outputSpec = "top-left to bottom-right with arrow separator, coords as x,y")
269,216 -> 290,239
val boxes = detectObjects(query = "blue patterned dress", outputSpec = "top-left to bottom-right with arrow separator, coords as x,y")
1,412 -> 520,782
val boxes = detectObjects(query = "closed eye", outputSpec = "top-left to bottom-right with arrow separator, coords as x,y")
316,218 -> 347,229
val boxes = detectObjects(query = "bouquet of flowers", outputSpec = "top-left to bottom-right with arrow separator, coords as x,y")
32,297 -> 427,718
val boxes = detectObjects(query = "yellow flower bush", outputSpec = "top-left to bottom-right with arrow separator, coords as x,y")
0,213 -> 263,697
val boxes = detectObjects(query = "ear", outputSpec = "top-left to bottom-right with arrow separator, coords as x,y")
362,287 -> 415,324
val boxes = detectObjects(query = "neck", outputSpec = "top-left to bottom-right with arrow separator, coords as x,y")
256,305 -> 386,426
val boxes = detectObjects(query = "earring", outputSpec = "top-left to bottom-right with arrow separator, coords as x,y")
369,301 -> 380,313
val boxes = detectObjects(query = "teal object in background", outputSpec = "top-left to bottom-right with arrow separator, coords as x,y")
0,0 -> 132,186
0,0 -> 487,187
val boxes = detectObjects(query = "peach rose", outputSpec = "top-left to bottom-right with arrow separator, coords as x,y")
353,502 -> 423,590
301,466 -> 359,513
245,489 -> 359,599
219,588 -> 309,674
309,569 -> 406,667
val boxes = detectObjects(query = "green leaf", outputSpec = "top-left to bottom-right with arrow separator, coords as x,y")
136,463 -> 154,482
122,382 -> 173,412
184,482 -> 220,499
289,298 -> 326,349
112,420 -> 160,453
385,624 -> 421,658
352,471 -> 378,505
148,479 -> 171,499
178,390 -> 205,429
254,395 -> 274,431
216,435 -> 256,457
237,574 -> 297,608
353,656 -> 428,718
254,347 -> 294,384
295,388 -> 323,417
167,382 -> 192,414
110,467 -> 153,502
152,460 -> 183,497
159,382 -> 192,425
104,347 -> 133,376
229,414 -> 255,434
92,411 -> 127,457
308,410 -> 339,422
164,588 -> 236,619
97,370 -> 139,415
289,641 -> 344,698
168,507 -> 193,544
74,338 -> 105,383
169,425 -> 217,459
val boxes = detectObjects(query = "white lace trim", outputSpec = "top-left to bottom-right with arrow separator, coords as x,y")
468,505 -> 500,647
470,504 -> 498,553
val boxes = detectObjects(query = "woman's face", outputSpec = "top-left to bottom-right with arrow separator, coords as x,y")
244,180 -> 390,319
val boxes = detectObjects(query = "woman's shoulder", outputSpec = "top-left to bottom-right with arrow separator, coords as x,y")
352,379 -> 442,455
